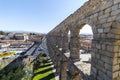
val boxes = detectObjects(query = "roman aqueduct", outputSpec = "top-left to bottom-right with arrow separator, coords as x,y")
46,0 -> 120,80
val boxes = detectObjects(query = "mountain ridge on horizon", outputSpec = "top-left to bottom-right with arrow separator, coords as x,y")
0,30 -> 46,34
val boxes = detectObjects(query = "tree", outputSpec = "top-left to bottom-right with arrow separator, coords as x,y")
29,33 -> 36,35
0,31 -> 7,35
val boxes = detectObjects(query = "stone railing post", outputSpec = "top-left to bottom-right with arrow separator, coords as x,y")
60,55 -> 68,80
69,35 -> 80,62
67,59 -> 81,80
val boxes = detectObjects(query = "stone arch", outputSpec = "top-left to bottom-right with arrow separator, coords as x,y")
79,24 -> 93,52
73,23 -> 86,35
46,0 -> 120,79
69,22 -> 94,62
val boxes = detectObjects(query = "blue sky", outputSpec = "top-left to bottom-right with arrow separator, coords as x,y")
0,0 -> 89,33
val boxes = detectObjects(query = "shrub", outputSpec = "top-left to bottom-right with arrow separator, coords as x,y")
41,53 -> 47,57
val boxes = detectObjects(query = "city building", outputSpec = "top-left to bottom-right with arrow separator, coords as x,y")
0,35 -> 5,40
7,33 -> 15,39
80,40 -> 92,52
0,43 -> 10,48
80,34 -> 93,52
14,33 -> 29,41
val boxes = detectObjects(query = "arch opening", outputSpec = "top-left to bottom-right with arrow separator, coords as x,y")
61,28 -> 71,58
79,24 -> 93,54
68,30 -> 71,51
68,30 -> 70,43
74,24 -> 93,76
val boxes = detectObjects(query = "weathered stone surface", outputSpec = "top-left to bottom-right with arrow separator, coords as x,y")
104,28 -> 110,33
111,29 -> 120,34
99,18 -> 107,24
100,1 -> 113,10
105,7 -> 112,13
98,13 -> 110,19
101,55 -> 113,64
112,4 -> 119,10
98,29 -> 104,33
111,9 -> 120,16
107,71 -> 112,78
105,63 -> 112,71
47,0 -> 120,80
91,67 -> 97,74
113,64 -> 119,72
114,0 -> 120,4
102,44 -> 106,50
107,16 -> 116,22
112,21 -> 120,29
113,71 -> 119,79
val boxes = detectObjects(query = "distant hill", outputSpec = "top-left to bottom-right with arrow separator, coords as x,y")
3,30 -> 46,35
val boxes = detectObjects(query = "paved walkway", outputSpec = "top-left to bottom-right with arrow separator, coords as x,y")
74,53 -> 91,75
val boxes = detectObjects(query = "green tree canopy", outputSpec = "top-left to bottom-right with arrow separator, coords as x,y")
0,31 -> 7,35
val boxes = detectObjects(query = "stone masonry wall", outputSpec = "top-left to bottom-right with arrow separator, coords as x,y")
46,0 -> 120,80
